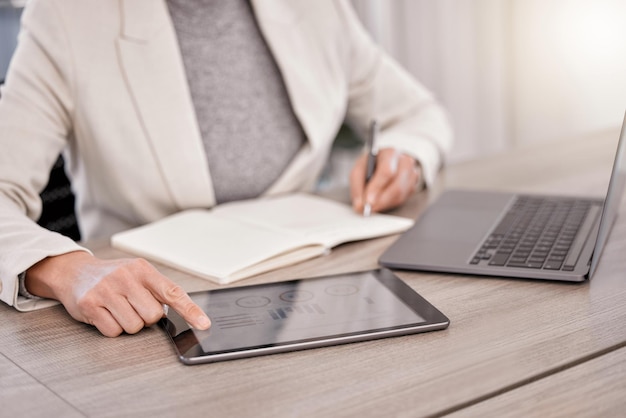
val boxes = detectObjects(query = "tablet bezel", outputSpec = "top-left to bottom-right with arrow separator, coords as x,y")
160,269 -> 449,365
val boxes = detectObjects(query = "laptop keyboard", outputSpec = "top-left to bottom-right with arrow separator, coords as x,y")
470,196 -> 599,271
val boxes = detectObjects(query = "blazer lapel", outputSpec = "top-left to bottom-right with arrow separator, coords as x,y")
250,0 -> 347,193
117,0 -> 215,209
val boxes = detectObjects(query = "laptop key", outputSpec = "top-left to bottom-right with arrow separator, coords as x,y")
544,260 -> 563,270
507,261 -> 543,269
488,252 -> 510,266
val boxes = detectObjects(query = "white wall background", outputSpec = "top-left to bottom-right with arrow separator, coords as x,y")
352,0 -> 626,163
0,3 -> 22,80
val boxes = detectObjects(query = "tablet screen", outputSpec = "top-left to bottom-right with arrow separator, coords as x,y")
162,269 -> 449,364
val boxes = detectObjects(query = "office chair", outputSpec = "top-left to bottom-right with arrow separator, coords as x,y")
36,155 -> 81,241
0,80 -> 81,241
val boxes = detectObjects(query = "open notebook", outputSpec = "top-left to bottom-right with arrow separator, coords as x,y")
111,193 -> 414,284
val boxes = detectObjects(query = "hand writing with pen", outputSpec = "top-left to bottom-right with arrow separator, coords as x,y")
350,121 -> 423,216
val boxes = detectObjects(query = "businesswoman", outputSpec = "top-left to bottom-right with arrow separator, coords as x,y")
0,0 -> 452,336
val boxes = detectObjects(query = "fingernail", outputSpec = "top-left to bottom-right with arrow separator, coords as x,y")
363,203 -> 371,217
196,314 -> 211,330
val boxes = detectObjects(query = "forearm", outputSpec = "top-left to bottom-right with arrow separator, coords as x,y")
338,0 -> 453,182
0,194 -> 89,310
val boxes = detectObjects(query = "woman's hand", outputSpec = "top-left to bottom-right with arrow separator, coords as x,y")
25,251 -> 211,337
350,148 -> 422,215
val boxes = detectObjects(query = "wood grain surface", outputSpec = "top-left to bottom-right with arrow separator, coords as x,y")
447,346 -> 626,418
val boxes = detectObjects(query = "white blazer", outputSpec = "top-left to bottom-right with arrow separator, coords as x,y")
0,0 -> 452,310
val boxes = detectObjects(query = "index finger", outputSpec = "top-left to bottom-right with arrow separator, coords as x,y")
143,267 -> 211,330
363,149 -> 400,208
349,153 -> 368,212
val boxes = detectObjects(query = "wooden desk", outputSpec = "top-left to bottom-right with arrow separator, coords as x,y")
448,346 -> 626,418
2,130 -> 625,417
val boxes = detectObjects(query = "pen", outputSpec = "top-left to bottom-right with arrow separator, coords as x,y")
363,119 -> 378,217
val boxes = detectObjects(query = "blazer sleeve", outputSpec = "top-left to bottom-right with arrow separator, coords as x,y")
0,0 -> 89,311
336,0 -> 453,187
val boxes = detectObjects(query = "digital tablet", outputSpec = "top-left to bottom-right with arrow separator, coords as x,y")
161,269 -> 449,364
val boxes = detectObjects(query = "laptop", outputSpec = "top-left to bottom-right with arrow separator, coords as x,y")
379,112 -> 626,282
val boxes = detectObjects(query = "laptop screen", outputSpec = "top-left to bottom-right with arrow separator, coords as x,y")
589,111 -> 626,278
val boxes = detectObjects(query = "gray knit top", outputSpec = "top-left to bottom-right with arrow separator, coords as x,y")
167,0 -> 306,204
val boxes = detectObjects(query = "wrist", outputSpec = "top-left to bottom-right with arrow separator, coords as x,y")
18,272 -> 42,299
25,251 -> 92,301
